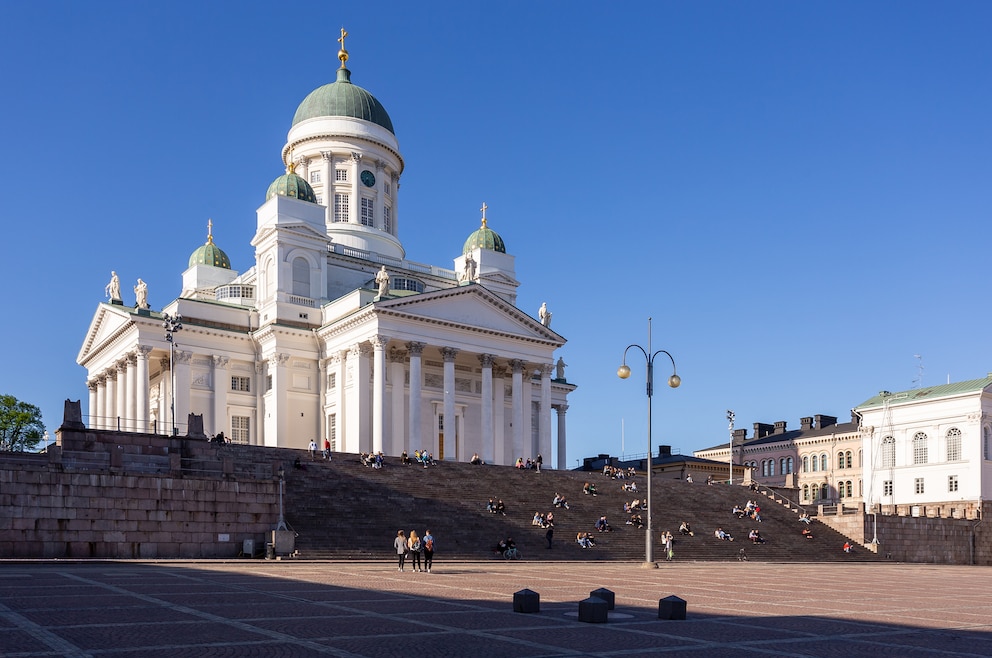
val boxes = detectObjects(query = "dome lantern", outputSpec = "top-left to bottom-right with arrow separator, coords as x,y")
188,219 -> 232,269
462,202 -> 506,254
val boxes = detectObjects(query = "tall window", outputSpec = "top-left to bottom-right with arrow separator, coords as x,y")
360,197 -> 374,226
946,428 -> 962,461
914,477 -> 925,494
845,451 -> 853,468
328,413 -> 337,451
883,480 -> 893,496
310,170 -> 321,184
810,455 -> 818,472
802,484 -> 810,501
383,205 -> 392,234
913,432 -> 928,465
333,193 -> 349,222
820,483 -> 829,499
327,372 -> 336,389
948,475 -> 959,492
819,453 -> 829,471
803,455 -> 810,472
844,481 -> 853,497
292,257 -> 310,297
335,168 -> 348,181
881,436 -> 895,468
231,416 -> 250,444
231,376 -> 250,392
985,427 -> 991,460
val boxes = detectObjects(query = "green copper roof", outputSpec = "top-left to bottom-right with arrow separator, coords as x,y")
463,221 -> 506,255
266,169 -> 317,204
855,376 -> 992,411
189,241 -> 231,269
292,68 -> 394,134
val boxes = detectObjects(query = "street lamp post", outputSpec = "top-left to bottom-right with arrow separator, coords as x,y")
275,466 -> 288,531
727,410 -> 735,485
618,317 -> 680,568
162,313 -> 183,436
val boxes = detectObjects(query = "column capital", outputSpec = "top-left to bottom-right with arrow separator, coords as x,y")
116,359 -> 129,373
321,150 -> 333,161
540,363 -> 554,378
371,334 -> 390,349
87,380 -> 99,391
478,353 -> 495,368
493,364 -> 507,378
126,353 -> 138,366
159,358 -> 171,372
213,355 -> 230,369
441,347 -> 459,363
105,368 -> 118,381
375,158 -> 386,172
388,347 -> 407,364
555,404 -> 569,414
136,344 -> 153,358
351,151 -> 363,163
268,353 -> 290,367
509,359 -> 526,374
406,341 -> 425,356
174,350 -> 193,365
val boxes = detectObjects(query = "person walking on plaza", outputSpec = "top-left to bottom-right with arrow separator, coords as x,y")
408,530 -> 423,572
308,440 -> 317,460
423,529 -> 435,572
536,453 -> 543,473
394,530 -> 408,571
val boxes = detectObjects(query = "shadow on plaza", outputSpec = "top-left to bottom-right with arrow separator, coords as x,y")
3,562 -> 991,657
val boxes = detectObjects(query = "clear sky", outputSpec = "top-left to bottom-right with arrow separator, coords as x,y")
1,1 -> 990,465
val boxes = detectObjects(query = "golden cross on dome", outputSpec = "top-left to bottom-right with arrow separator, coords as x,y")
480,202 -> 488,228
338,27 -> 350,68
207,219 -> 214,244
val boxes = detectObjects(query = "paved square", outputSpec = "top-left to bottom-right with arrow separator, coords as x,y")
0,560 -> 989,656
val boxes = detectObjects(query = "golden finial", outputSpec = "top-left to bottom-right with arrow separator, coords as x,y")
480,202 -> 488,228
207,218 -> 214,245
287,161 -> 297,174
338,27 -> 349,69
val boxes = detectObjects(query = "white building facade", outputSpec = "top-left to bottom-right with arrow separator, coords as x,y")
77,36 -> 575,467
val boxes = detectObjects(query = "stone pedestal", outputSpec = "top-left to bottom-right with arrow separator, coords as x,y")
578,596 -> 609,623
658,595 -> 687,620
513,588 -> 540,613
590,588 -> 615,610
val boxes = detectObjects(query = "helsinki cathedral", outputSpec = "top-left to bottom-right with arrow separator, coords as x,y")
77,31 -> 576,468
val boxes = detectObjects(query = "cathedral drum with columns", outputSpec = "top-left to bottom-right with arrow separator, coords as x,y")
77,31 -> 575,468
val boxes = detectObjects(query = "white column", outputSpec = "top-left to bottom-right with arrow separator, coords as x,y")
350,152 -> 362,224
391,173 -> 399,235
510,359 -> 525,463
407,342 -> 424,451
374,159 -> 385,230
330,351 -> 346,450
254,361 -> 264,445
479,354 -> 494,464
371,335 -> 388,455
556,404 -> 569,470
88,380 -> 99,429
135,346 -> 151,432
345,344 -> 371,453
539,363 -> 553,466
159,358 -> 171,435
321,151 -> 333,226
104,369 -> 117,431
174,350 -> 193,435
389,347 -> 406,457
441,347 -> 458,461
126,354 -> 138,431
213,356 -> 229,438
115,361 -> 127,431
494,365 -> 507,465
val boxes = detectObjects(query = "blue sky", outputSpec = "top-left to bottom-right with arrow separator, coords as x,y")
1,2 -> 990,465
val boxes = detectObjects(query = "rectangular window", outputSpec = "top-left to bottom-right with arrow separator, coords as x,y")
328,413 -> 336,451
360,197 -> 374,226
883,480 -> 893,496
310,170 -> 321,184
328,372 -> 336,389
265,374 -> 273,392
383,205 -> 392,234
915,477 -> 925,494
315,195 -> 323,205
384,181 -> 391,196
231,416 -> 250,444
335,169 -> 348,181
949,475 -> 959,492
231,376 -> 251,392
334,193 -> 349,222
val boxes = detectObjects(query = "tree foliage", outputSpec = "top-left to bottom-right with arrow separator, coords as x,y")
0,394 -> 45,452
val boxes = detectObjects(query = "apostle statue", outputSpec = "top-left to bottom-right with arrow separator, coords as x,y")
105,271 -> 121,301
538,302 -> 552,328
556,356 -> 567,380
375,265 -> 390,297
134,278 -> 149,309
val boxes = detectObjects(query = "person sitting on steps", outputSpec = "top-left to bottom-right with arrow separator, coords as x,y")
679,521 -> 694,536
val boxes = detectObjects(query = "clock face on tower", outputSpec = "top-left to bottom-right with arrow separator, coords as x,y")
360,170 -> 376,187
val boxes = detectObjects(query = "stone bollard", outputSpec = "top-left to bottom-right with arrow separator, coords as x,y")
513,588 -> 540,613
578,596 -> 609,623
658,595 -> 687,620
590,588 -> 615,610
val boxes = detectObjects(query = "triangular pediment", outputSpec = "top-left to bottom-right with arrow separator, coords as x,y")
77,304 -> 135,364
375,285 -> 563,345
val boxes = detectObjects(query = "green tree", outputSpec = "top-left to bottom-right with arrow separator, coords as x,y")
0,394 -> 45,452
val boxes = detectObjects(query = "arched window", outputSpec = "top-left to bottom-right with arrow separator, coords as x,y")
837,451 -> 845,469
846,481 -> 853,497
913,432 -> 928,465
820,483 -> 829,499
820,453 -> 829,471
292,257 -> 310,297
787,457 -> 793,473
769,460 -> 775,477
803,455 -> 810,472
802,484 -> 810,501
839,481 -> 846,498
946,428 -> 962,462
845,451 -> 853,468
881,436 -> 895,468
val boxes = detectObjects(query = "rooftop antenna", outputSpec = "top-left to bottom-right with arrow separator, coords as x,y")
912,354 -> 924,388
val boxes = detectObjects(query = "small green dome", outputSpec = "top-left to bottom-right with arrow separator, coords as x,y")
266,165 -> 317,203
292,68 -> 395,134
463,217 -> 506,255
189,221 -> 231,269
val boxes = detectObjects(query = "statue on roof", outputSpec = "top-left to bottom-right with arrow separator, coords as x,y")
105,271 -> 121,302
375,265 -> 390,297
556,356 -> 567,381
459,253 -> 477,284
134,278 -> 149,309
539,302 -> 552,328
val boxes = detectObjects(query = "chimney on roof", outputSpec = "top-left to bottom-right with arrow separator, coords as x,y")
800,416 -> 814,431
732,428 -> 747,443
658,445 -> 672,458
774,421 -> 788,434
814,414 -> 837,430
753,422 -> 774,438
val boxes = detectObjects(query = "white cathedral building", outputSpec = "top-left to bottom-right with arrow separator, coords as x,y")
77,34 -> 576,468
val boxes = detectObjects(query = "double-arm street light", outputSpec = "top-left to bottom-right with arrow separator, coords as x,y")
617,317 -> 680,568
162,313 -> 183,436
727,410 -> 736,485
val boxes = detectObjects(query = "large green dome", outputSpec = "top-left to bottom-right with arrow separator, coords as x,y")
292,68 -> 395,134
463,218 -> 506,255
189,222 -> 231,269
266,165 -> 317,203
